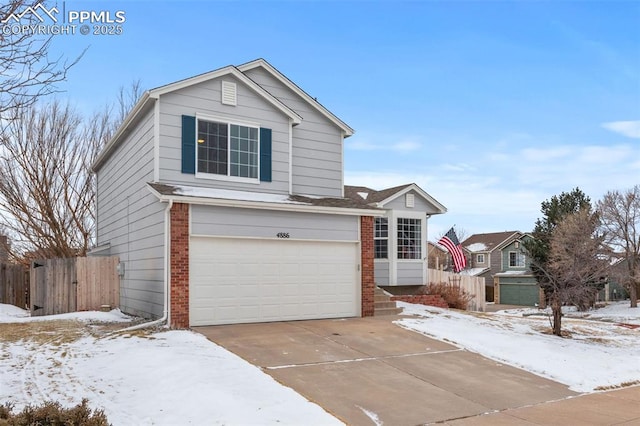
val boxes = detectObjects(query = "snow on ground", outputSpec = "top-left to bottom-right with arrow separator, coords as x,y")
496,301 -> 640,325
0,304 -> 342,425
398,301 -> 640,393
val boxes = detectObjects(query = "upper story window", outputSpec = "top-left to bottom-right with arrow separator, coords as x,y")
197,118 -> 259,179
397,218 -> 421,259
509,251 -> 526,268
476,254 -> 485,264
374,217 -> 388,259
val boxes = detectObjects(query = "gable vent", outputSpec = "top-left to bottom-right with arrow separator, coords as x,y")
221,81 -> 237,106
406,193 -> 415,208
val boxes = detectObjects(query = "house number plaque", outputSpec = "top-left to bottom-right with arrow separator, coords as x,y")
276,232 -> 290,238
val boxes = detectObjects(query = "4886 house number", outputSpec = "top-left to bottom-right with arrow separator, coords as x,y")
276,232 -> 290,239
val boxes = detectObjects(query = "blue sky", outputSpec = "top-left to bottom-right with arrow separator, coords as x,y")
42,0 -> 640,240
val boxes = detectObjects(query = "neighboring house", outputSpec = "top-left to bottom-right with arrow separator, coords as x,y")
427,241 -> 449,270
344,184 -> 447,293
91,59 -> 385,328
462,231 -> 539,305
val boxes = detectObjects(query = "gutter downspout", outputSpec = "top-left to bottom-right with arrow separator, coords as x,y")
113,199 -> 173,333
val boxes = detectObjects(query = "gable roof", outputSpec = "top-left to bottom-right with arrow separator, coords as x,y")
93,59 -> 344,172
237,58 -> 354,137
344,183 -> 447,214
462,231 -> 526,253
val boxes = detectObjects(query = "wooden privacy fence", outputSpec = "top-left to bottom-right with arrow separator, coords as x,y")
30,256 -> 120,316
0,263 -> 29,309
427,268 -> 486,312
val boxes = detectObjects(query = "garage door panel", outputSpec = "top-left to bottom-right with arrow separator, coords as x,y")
190,237 -> 359,326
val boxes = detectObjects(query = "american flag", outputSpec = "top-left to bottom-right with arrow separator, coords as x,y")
438,227 -> 467,272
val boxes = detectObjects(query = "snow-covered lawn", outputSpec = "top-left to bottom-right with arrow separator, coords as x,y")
398,301 -> 640,393
0,304 -> 342,425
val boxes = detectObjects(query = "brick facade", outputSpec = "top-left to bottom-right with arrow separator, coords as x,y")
361,216 -> 375,317
170,202 -> 190,328
390,295 -> 448,309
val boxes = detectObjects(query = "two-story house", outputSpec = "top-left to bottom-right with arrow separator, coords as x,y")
92,59 -> 446,328
462,231 -> 540,305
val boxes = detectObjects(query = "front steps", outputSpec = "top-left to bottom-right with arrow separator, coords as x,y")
374,287 -> 403,316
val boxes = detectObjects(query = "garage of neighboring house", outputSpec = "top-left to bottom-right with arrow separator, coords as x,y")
190,237 -> 359,326
495,274 -> 540,306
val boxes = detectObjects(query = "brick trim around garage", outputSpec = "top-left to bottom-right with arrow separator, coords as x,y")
170,202 -> 190,328
361,216 -> 375,317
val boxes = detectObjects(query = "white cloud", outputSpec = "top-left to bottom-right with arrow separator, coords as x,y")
601,120 -> 640,139
346,142 -> 640,237
346,136 -> 421,152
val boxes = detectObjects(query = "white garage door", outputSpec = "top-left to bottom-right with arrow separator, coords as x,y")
190,237 -> 360,326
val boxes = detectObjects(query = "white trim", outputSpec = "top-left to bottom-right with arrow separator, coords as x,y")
195,172 -> 260,185
147,185 -> 383,217
92,92 -> 153,171
153,99 -> 160,182
288,118 -> 293,194
237,59 -> 354,136
376,183 -> 447,214
150,66 -> 302,124
189,234 -> 359,244
340,132 -> 345,197
195,114 -> 261,182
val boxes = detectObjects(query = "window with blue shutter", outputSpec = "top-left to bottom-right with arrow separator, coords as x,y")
182,115 -> 272,182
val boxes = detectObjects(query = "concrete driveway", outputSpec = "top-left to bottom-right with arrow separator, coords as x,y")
196,315 -> 577,425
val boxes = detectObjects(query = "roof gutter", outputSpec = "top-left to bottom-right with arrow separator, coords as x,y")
152,193 -> 384,217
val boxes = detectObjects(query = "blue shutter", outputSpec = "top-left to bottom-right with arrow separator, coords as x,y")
259,127 -> 272,182
181,115 -> 196,174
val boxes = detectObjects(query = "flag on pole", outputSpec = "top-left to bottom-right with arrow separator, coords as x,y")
438,227 -> 467,273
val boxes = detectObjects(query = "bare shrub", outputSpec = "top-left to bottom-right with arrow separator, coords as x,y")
0,399 -> 108,426
420,282 -> 474,310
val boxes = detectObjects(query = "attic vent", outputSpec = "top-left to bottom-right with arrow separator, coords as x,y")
406,193 -> 415,208
357,191 -> 369,200
221,81 -> 237,106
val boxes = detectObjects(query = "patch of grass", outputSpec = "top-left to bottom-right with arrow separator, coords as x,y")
0,399 -> 109,425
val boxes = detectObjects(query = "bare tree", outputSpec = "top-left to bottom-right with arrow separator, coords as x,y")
0,102 -> 102,260
0,1 -> 83,120
597,186 -> 640,308
531,209 -> 611,336
0,80 -> 142,261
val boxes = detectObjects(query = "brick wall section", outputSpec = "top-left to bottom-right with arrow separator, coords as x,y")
361,216 -> 375,317
170,202 -> 190,328
391,295 -> 449,309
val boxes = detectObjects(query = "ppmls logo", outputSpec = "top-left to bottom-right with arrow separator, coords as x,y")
1,2 -> 126,36
1,3 -> 59,24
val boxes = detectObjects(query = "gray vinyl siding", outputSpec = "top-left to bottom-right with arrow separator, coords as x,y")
191,205 -> 358,241
397,263 -> 424,285
374,261 -> 390,285
243,67 -> 344,197
96,108 -> 165,319
157,75 -> 291,194
382,190 -> 440,212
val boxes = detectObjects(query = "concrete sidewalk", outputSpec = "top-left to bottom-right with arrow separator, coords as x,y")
195,315 -> 615,425
446,386 -> 640,425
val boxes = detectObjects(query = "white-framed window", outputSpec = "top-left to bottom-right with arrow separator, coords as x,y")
374,217 -> 388,259
476,254 -> 485,264
397,218 -> 421,259
197,118 -> 259,179
509,251 -> 526,267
